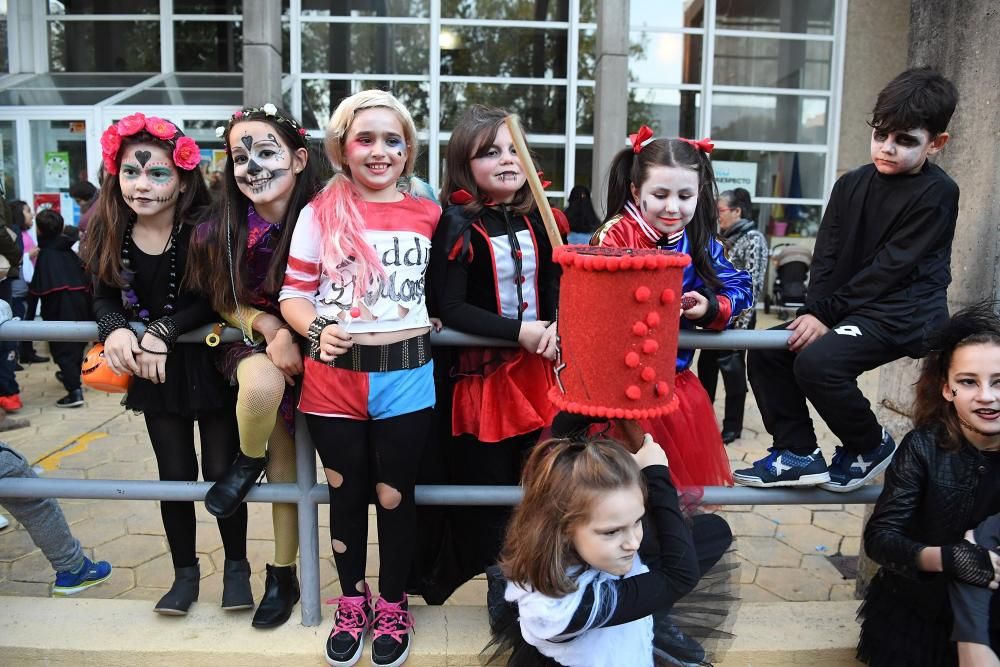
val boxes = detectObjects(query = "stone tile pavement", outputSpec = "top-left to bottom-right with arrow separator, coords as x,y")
0,318 -> 876,610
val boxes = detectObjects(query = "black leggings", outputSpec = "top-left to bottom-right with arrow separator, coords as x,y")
145,409 -> 247,568
307,408 -> 433,602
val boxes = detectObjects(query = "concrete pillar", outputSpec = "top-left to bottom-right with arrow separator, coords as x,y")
591,0 -> 630,219
241,0 -> 283,108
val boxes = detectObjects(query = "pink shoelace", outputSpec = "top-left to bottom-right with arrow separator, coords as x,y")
372,597 -> 414,643
326,594 -> 370,641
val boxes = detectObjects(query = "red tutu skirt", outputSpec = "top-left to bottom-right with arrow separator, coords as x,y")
451,347 -> 559,443
639,369 -> 733,490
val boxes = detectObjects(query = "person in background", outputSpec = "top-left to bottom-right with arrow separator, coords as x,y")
70,181 -> 99,236
564,185 -> 601,245
697,187 -> 769,444
0,196 -> 24,413
7,201 -> 49,366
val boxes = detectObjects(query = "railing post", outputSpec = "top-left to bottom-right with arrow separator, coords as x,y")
294,411 -> 322,627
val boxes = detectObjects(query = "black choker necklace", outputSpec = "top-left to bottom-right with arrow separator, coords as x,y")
121,217 -> 179,322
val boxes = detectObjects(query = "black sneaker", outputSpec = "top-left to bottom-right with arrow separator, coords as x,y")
56,389 -> 85,408
371,594 -> 413,667
325,586 -> 371,667
733,447 -> 831,487
820,428 -> 897,492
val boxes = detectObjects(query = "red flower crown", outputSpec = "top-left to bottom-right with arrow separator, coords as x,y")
100,113 -> 201,175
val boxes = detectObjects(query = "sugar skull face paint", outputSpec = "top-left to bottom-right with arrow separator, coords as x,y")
630,165 -> 700,236
229,120 -> 300,212
119,142 -> 181,219
343,107 -> 408,201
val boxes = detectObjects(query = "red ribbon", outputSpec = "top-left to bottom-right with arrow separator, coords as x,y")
628,125 -> 655,153
679,137 -> 715,154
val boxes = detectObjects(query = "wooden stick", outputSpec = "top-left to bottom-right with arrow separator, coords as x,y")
504,114 -> 564,249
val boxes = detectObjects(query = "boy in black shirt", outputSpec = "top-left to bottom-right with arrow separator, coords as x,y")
734,67 -> 960,491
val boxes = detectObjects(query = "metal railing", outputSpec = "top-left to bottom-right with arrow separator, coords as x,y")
0,321 -> 880,626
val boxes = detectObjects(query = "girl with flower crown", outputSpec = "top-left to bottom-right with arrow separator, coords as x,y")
82,113 -> 249,617
188,103 -> 323,628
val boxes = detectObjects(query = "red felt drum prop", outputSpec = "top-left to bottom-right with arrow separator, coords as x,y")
81,343 -> 132,394
549,245 -> 691,420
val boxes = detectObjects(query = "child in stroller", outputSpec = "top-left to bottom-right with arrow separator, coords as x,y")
764,243 -> 812,319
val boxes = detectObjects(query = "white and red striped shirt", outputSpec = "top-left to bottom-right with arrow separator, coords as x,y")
280,194 -> 441,334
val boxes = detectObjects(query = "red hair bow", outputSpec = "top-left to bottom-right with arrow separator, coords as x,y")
679,137 -> 715,154
628,126 -> 655,153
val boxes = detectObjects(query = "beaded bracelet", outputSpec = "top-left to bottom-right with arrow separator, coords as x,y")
137,341 -> 170,355
145,316 -> 179,349
97,312 -> 136,343
307,316 -> 337,359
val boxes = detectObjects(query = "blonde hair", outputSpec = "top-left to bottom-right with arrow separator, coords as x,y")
312,89 -> 419,300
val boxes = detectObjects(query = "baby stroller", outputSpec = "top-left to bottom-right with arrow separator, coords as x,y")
763,243 -> 812,319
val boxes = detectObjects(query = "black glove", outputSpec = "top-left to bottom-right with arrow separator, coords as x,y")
942,540 -> 996,588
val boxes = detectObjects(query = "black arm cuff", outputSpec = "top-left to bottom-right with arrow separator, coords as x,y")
691,288 -> 720,327
97,312 -> 136,343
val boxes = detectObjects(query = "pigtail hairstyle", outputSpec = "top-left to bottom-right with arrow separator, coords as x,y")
83,129 -> 210,288
187,107 -> 325,312
439,104 -> 537,216
309,89 -> 418,299
500,437 -> 645,597
913,301 -> 1000,452
604,137 -> 723,290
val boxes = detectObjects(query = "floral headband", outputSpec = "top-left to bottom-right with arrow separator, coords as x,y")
100,113 -> 201,175
215,103 -> 309,151
627,125 -> 715,155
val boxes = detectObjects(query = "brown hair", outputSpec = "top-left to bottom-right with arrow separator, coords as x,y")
500,437 -> 645,597
439,105 -> 536,216
82,130 -> 210,287
913,302 -> 1000,452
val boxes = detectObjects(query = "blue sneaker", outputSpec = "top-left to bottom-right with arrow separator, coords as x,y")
733,447 -> 831,487
53,556 -> 112,596
819,428 -> 897,493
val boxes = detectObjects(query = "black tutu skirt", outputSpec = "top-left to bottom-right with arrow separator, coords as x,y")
124,344 -> 236,418
484,513 -> 740,666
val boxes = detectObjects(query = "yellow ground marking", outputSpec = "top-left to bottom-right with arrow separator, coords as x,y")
34,432 -> 109,472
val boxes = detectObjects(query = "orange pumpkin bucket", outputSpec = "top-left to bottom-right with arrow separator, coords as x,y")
81,343 -> 132,393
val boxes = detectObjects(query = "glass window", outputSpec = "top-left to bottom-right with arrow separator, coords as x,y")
301,80 -> 430,133
711,93 -> 827,144
711,149 -> 826,200
628,88 -> 700,138
630,0 -> 704,29
0,89 -> 120,105
579,0 -> 596,23
30,119 -> 89,195
122,87 -> 244,105
714,36 -> 831,89
0,6 -> 8,73
48,1 -> 158,14
173,0 -> 241,13
48,21 -> 161,72
715,0 -> 835,35
0,122 -> 19,200
302,0 -> 429,19
630,32 -> 702,85
174,20 -> 242,72
440,83 -> 566,133
441,0 -> 568,22
758,203 -> 822,238
440,27 -> 568,79
302,23 -> 429,75
572,145 -> 593,195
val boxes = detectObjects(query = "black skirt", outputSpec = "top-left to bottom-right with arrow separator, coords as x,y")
124,343 -> 235,418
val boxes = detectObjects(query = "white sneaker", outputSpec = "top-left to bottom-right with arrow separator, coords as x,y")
0,514 -> 10,530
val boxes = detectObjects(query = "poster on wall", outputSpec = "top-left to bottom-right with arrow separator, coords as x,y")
712,161 -> 758,198
34,193 -> 61,214
60,193 -> 80,226
44,151 -> 71,189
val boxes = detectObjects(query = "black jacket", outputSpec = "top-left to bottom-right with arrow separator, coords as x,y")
865,427 -> 996,580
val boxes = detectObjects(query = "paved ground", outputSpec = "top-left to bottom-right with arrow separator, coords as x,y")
0,315 -> 875,611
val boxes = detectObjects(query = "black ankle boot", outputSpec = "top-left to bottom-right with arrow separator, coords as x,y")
154,562 -> 200,615
205,452 -> 267,518
222,558 -> 254,611
252,564 -> 300,628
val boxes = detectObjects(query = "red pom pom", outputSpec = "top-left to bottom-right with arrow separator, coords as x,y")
350,306 -> 361,318
631,321 -> 649,337
607,261 -> 619,273
633,286 -> 651,303
680,296 -> 697,310
620,256 -> 634,270
624,352 -> 641,368
641,367 -> 656,382
625,385 -> 641,400
614,408 -> 626,419
655,381 -> 669,397
593,256 -> 607,271
645,311 -> 661,327
642,339 -> 659,354
660,288 -> 675,304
